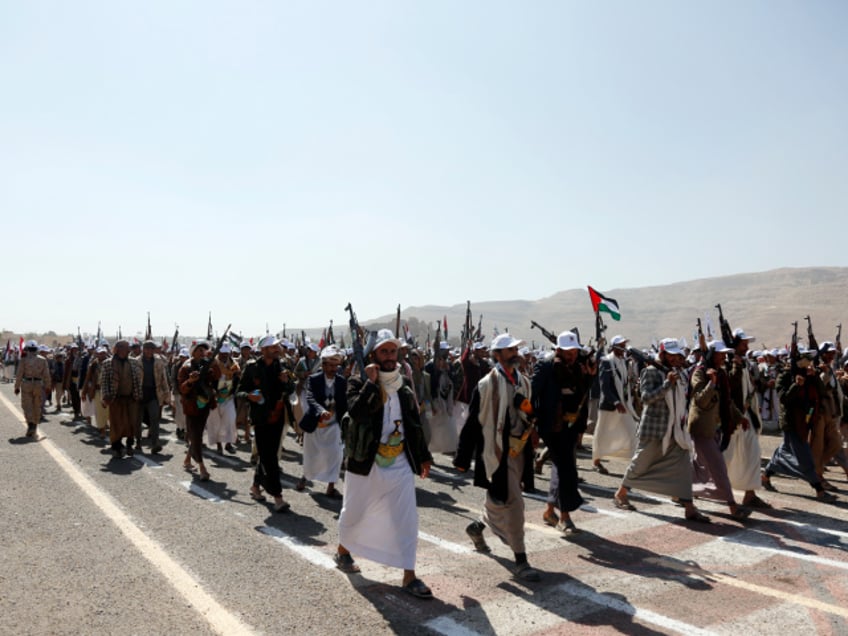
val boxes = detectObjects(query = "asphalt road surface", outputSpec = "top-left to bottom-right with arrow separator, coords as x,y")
1,382 -> 847,636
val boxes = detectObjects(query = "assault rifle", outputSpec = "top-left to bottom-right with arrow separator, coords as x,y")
327,320 -> 335,345
696,318 -> 708,356
529,320 -> 557,345
433,319 -> 443,359
395,305 -> 401,342
626,346 -> 671,375
804,315 -> 819,364
95,321 -> 102,348
461,301 -> 472,351
146,312 -> 152,340
837,323 -> 843,357
345,302 -> 368,380
715,303 -> 735,348
170,324 -> 180,355
474,314 -> 483,342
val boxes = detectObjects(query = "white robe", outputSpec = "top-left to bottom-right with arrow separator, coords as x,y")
303,421 -> 343,483
206,399 -> 237,445
593,354 -> 638,461
723,364 -> 762,491
338,391 -> 418,570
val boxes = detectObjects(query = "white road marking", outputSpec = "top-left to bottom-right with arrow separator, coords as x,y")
180,480 -> 222,503
720,532 -> 848,571
418,531 -> 473,554
0,392 -> 256,636
425,616 -> 483,636
133,454 -> 163,469
257,525 -> 337,570
556,580 -> 718,636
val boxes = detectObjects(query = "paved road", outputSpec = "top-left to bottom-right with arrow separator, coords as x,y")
1,382 -> 847,635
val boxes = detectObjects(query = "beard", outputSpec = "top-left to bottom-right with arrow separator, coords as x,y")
379,359 -> 397,372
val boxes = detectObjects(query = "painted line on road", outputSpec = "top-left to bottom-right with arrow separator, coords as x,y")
425,616 -> 482,636
0,391 -> 256,636
180,480 -> 222,503
720,533 -> 848,571
556,580 -> 718,636
781,518 -> 848,540
133,454 -> 163,469
418,531 -> 473,554
257,525 -> 337,570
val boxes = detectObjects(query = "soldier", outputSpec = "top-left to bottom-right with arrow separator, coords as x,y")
139,340 -> 171,454
14,340 -> 52,438
814,341 -> 846,489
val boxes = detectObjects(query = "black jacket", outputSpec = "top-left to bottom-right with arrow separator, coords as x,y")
343,375 -> 432,477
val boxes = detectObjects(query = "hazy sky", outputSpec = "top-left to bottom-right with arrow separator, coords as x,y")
2,1 -> 846,339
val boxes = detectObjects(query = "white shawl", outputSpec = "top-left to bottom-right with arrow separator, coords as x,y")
478,368 -> 531,481
661,373 -> 691,455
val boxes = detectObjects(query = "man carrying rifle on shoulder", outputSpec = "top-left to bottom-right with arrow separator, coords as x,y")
813,341 -> 848,489
726,328 -> 772,509
762,340 -> 838,503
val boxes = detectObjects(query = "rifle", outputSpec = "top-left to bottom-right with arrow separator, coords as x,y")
345,302 -> 368,380
327,320 -> 335,345
462,301 -> 472,351
714,303 -> 734,349
207,312 -> 214,341
77,326 -> 84,349
95,321 -> 102,347
696,318 -> 708,356
529,320 -> 557,344
837,323 -> 843,356
433,319 -> 443,359
594,312 -> 607,362
282,324 -> 286,339
395,305 -> 401,342
146,312 -> 152,340
170,324 -> 180,355
475,314 -> 483,341
626,346 -> 671,375
804,315 -> 819,363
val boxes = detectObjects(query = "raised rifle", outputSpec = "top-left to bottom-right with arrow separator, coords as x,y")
170,324 -> 180,355
837,323 -> 843,356
626,346 -> 671,375
475,313 -> 483,341
207,312 -> 214,341
594,312 -> 607,363
345,302 -> 368,380
395,304 -> 401,341
95,321 -> 102,347
327,320 -> 335,345
696,318 -> 708,356
433,319 -> 442,359
462,301 -> 472,351
715,303 -> 734,348
146,312 -> 152,340
77,326 -> 84,349
804,315 -> 819,364
529,320 -> 557,344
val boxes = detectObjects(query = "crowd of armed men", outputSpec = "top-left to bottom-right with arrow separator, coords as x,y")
4,309 -> 847,586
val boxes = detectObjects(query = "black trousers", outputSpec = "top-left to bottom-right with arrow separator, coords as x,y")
253,417 -> 284,497
542,427 -> 585,513
69,384 -> 81,416
186,411 -> 211,463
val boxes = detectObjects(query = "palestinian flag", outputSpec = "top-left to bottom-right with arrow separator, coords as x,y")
587,286 -> 621,321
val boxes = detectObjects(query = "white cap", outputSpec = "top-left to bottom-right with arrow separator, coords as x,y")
732,328 -> 755,342
490,333 -> 524,350
258,335 -> 280,349
25,340 -> 38,349
439,341 -> 450,351
320,345 -> 342,360
220,343 -> 232,354
555,331 -> 581,351
472,342 -> 488,351
658,338 -> 684,356
178,347 -> 189,357
374,328 -> 401,350
610,335 -> 628,347
777,348 -> 789,357
519,346 -> 530,356
239,341 -> 252,350
96,345 -> 108,354
708,339 -> 733,354
819,341 -> 836,354
797,344 -> 817,358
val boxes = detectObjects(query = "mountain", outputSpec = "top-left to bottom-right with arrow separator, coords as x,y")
372,267 -> 848,350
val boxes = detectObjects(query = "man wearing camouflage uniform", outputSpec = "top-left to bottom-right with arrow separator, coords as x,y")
14,340 -> 52,437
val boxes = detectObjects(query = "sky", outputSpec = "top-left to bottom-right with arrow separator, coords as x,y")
2,1 -> 846,339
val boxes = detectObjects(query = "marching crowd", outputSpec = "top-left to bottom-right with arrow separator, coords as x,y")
5,321 -> 847,597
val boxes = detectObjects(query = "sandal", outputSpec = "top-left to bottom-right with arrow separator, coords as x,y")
542,510 -> 559,527
685,510 -> 712,524
730,506 -> 752,521
512,562 -> 541,582
295,477 -> 307,492
273,499 -> 291,513
334,552 -> 360,574
561,518 -> 580,535
744,495 -> 772,509
199,470 -> 211,482
613,496 -> 636,511
402,578 -> 433,599
761,473 -> 777,492
249,488 -> 267,503
593,463 -> 609,475
817,491 -> 838,504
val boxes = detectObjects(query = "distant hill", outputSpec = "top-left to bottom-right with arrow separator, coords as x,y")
372,267 -> 848,351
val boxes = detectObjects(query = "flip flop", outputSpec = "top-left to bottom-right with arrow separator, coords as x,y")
334,552 -> 360,574
542,511 -> 559,527
744,495 -> 772,509
685,511 -> 712,524
402,578 -> 433,599
249,489 -> 267,503
613,496 -> 636,511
